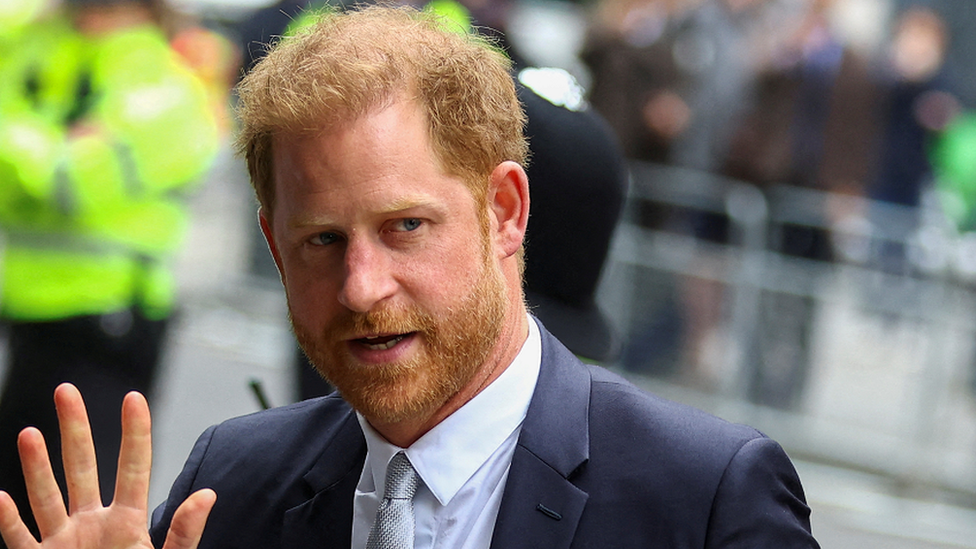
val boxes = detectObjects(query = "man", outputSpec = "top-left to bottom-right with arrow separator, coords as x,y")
0,5 -> 819,548
518,69 -> 627,363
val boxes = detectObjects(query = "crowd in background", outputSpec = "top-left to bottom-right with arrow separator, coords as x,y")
580,0 -> 974,402
2,0 -> 976,539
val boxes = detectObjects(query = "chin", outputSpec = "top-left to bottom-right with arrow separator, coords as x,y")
333,364 -> 459,425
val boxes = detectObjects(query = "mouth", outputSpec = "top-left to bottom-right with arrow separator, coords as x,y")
355,333 -> 413,351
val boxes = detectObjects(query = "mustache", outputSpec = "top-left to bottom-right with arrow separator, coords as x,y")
328,304 -> 438,339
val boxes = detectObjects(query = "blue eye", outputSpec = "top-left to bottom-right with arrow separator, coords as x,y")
397,218 -> 422,232
312,232 -> 340,246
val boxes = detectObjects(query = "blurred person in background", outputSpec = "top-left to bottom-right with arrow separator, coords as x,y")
518,76 -> 628,364
868,5 -> 959,276
581,0 -> 694,164
169,11 -> 240,141
578,0 -> 696,379
581,0 -> 777,383
722,0 -> 881,247
720,0 -> 882,408
0,0 -> 220,540
581,0 -> 771,169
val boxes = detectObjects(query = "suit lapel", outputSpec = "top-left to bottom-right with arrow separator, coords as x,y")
490,321 -> 591,549
282,408 -> 367,549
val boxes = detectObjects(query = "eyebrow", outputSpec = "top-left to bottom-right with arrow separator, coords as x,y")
289,195 -> 446,229
382,195 -> 440,214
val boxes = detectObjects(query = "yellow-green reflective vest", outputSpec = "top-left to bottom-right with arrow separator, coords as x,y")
0,17 -> 220,321
283,0 -> 472,37
0,0 -> 45,41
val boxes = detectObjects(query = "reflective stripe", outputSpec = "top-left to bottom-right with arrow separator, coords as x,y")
53,159 -> 74,215
113,141 -> 144,197
1,246 -> 139,320
1,234 -> 174,320
5,229 -> 134,257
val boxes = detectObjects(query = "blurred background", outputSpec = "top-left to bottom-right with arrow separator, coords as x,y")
5,0 -> 976,547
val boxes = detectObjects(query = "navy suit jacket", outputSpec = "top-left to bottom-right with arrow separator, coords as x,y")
150,321 -> 818,548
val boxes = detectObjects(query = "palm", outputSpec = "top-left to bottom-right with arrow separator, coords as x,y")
26,505 -> 154,549
0,384 -> 214,549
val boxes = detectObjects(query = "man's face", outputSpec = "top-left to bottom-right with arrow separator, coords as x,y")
266,99 -> 508,425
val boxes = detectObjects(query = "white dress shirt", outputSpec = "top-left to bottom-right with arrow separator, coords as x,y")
352,315 -> 542,549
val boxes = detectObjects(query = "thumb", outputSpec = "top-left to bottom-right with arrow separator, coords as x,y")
161,489 -> 216,549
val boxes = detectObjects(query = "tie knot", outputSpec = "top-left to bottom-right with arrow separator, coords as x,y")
384,452 -> 419,500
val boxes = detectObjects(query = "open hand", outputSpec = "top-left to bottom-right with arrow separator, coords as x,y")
0,384 -> 216,549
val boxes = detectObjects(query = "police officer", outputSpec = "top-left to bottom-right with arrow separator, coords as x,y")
0,0 -> 219,540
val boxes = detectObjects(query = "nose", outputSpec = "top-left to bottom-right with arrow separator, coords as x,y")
337,236 -> 398,313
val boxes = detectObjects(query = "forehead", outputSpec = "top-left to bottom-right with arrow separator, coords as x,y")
268,99 -> 472,219
273,100 -> 427,179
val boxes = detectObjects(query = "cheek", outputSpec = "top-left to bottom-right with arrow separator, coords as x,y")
284,268 -> 340,324
403,239 -> 489,308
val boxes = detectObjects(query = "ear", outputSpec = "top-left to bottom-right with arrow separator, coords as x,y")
259,208 -> 286,283
487,161 -> 529,259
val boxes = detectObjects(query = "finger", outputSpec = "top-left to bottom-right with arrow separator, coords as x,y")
161,489 -> 216,549
53,383 -> 101,512
0,491 -> 40,549
17,428 -> 68,539
113,391 -> 152,511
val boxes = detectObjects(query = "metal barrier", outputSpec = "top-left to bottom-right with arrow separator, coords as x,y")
598,160 -> 976,500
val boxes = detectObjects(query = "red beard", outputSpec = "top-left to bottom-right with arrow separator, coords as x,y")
292,251 -> 506,424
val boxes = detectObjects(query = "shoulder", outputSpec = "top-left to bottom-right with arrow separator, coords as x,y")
537,322 -> 763,455
590,364 -> 760,435
536,322 -> 777,479
584,363 -> 767,464
533,328 -> 815,543
581,368 -> 815,544
150,394 -> 361,546
199,393 -> 357,460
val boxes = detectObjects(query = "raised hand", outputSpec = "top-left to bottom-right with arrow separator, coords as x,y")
0,384 -> 216,549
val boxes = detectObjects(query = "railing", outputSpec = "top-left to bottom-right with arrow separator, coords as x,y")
598,160 -> 976,501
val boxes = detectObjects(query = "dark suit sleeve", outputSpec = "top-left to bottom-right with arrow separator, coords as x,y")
149,424 -> 217,549
705,437 -> 820,548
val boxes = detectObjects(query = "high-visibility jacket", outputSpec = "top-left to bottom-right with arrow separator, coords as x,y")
0,16 -> 220,321
0,0 -> 45,42
283,0 -> 471,37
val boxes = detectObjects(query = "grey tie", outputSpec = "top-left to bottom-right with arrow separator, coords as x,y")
366,452 -> 420,549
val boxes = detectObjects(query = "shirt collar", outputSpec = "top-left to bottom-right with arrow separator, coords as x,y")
358,314 -> 542,505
